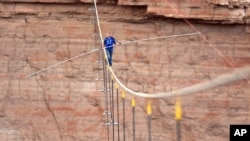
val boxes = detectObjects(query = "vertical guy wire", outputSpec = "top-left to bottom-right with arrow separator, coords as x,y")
91,1 -> 109,141
175,95 -> 182,141
101,45 -> 109,141
116,83 -> 120,141
147,99 -> 152,141
107,67 -> 112,123
104,61 -> 109,141
176,121 -> 181,141
107,66 -> 111,140
132,96 -> 136,141
122,90 -> 126,141
111,74 -> 115,141
103,37 -> 109,141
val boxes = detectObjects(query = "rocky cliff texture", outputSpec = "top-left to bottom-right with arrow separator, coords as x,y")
0,0 -> 250,141
1,0 -> 250,23
119,0 -> 250,24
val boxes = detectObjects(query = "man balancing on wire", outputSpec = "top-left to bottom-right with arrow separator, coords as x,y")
102,32 -> 121,66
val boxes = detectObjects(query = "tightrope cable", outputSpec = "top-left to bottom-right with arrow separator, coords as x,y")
121,32 -> 200,45
108,65 -> 250,98
25,49 -> 99,78
24,0 -> 249,101
165,0 -> 249,83
24,32 -> 198,79
92,0 -> 250,101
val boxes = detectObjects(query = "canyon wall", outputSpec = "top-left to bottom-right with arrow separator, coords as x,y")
1,0 -> 250,23
0,1 -> 250,141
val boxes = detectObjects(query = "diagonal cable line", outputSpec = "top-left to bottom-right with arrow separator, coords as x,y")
25,48 -> 100,78
94,1 -> 250,98
164,0 -> 249,82
121,32 -> 200,45
25,1 -> 249,98
24,32 -> 198,78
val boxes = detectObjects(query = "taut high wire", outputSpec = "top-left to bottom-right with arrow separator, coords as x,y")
24,32 -> 199,78
25,48 -> 99,78
109,66 -> 250,98
93,1 -> 250,141
92,1 -> 250,99
121,32 -> 200,45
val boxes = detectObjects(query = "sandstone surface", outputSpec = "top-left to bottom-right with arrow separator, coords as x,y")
1,0 -> 250,23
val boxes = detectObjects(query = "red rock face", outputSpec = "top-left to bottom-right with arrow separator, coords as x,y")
118,0 -> 250,24
0,1 -> 249,141
0,0 -> 250,23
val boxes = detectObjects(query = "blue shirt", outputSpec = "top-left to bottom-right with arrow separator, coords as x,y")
104,37 -> 116,50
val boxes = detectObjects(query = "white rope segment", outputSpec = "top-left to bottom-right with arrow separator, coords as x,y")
121,32 -> 200,45
24,1 -> 201,79
24,1 -> 249,98
109,66 -> 250,98
24,33 -> 201,78
25,48 -> 100,78
94,0 -> 104,42
93,1 -> 250,98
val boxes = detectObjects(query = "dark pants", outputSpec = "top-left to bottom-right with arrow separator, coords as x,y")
105,49 -> 113,66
